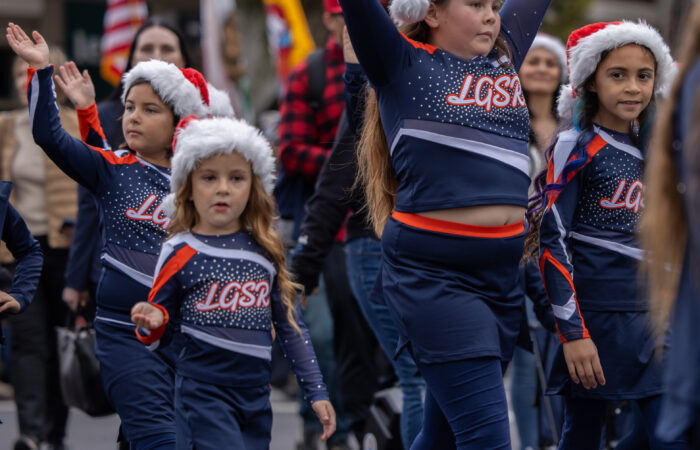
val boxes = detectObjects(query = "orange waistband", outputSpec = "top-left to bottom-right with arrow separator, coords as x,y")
391,211 -> 524,238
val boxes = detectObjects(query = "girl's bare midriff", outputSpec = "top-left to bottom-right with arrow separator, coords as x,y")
417,204 -> 526,227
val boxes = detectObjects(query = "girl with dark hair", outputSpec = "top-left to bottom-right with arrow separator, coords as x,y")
339,0 -> 551,447
527,21 -> 685,449
641,4 -> 700,446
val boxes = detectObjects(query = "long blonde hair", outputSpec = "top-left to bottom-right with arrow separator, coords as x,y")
357,7 -> 513,237
640,5 -> 700,337
168,166 -> 302,335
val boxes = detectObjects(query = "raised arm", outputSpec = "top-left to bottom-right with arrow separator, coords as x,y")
499,0 -> 552,70
7,23 -> 115,192
338,0 -> 410,87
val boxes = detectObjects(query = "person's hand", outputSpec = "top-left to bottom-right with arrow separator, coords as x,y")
0,291 -> 21,314
5,23 -> 50,69
311,400 -> 336,441
562,338 -> 606,389
62,287 -> 83,312
131,302 -> 164,329
54,62 -> 95,109
342,26 -> 358,64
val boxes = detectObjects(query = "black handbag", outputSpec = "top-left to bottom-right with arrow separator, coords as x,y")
56,320 -> 114,417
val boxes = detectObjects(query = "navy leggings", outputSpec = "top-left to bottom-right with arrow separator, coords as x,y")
559,395 -> 687,449
411,357 -> 510,449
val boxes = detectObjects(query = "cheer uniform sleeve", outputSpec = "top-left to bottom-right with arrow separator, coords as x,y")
499,0 -> 552,70
3,203 -> 42,313
76,103 -> 112,149
26,66 -> 117,193
136,242 -> 196,348
539,141 -> 590,343
271,283 -> 329,405
339,0 -> 410,88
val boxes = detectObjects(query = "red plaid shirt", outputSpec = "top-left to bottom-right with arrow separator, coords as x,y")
278,37 -> 345,182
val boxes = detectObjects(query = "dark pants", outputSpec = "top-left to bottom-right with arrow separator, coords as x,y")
8,236 -> 70,445
411,357 -> 511,449
323,242 -> 384,438
175,375 -> 272,450
559,396 -> 688,450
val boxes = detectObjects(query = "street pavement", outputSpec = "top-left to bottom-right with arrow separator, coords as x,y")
0,389 -> 305,450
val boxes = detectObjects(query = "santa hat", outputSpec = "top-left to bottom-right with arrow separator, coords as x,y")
207,84 -> 235,117
558,21 -> 676,123
324,0 -> 342,14
162,116 -> 276,217
389,0 -> 429,26
123,60 -> 219,119
530,33 -> 568,84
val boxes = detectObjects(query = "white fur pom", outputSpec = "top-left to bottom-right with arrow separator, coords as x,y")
207,85 -> 235,118
389,0 -> 430,26
171,117 -> 277,197
162,193 -> 177,219
556,84 -> 578,125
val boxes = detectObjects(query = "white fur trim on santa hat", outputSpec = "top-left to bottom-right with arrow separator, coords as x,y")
170,117 -> 276,208
389,0 -> 430,26
530,34 -> 568,83
121,60 -> 209,119
560,21 -> 677,123
207,84 -> 235,117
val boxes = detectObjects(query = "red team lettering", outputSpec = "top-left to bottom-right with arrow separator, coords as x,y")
195,280 -> 271,313
599,180 -> 644,213
446,74 -> 526,111
125,194 -> 171,230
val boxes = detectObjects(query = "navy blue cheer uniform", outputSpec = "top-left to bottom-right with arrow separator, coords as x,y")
0,181 -> 43,343
339,0 -> 550,447
137,231 -> 328,449
540,126 -> 685,449
26,66 -> 177,444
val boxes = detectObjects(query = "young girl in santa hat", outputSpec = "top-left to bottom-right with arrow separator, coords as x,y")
526,21 -> 687,449
131,116 -> 335,448
339,0 -> 551,447
6,22 -> 231,449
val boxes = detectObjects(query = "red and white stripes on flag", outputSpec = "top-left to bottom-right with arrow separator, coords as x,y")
100,0 -> 148,86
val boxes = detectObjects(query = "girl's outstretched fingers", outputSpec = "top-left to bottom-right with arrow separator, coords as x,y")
5,22 -> 49,68
55,61 -> 96,109
311,400 -> 336,441
131,301 -> 164,330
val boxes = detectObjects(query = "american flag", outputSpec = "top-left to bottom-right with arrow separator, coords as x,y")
100,0 -> 148,86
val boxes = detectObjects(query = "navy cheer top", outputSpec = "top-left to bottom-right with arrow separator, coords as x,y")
339,0 -> 551,212
27,66 -> 170,314
138,231 -> 328,404
540,126 -> 646,343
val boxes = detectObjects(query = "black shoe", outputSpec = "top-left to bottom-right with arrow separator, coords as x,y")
13,436 -> 39,450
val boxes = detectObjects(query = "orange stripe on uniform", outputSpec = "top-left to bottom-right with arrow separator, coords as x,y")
77,103 -> 108,143
539,249 -> 590,342
546,134 -> 609,210
135,245 -> 197,344
392,211 -> 524,238
89,145 -> 139,165
400,33 -> 438,54
25,66 -> 40,93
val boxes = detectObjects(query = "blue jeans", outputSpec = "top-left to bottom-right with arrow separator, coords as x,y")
345,237 -> 424,448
